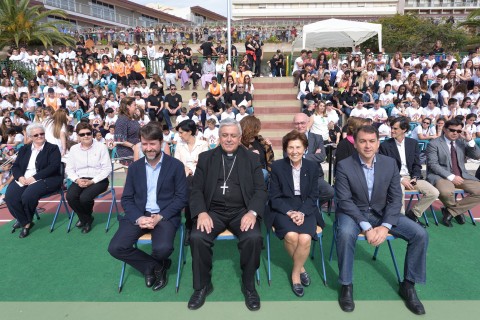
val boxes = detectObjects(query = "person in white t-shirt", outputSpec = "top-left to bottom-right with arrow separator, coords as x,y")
220,104 -> 236,121
422,98 -> 442,122
176,107 -> 190,126
378,116 -> 393,139
405,98 -> 424,123
349,100 -> 370,119
202,118 -> 219,147
235,105 -> 248,122
369,100 -> 388,126
205,107 -> 219,125
105,93 -> 119,111
411,117 -> 436,140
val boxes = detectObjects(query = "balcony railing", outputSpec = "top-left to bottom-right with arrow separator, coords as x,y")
42,0 -> 156,27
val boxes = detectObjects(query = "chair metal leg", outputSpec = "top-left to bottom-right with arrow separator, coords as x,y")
405,194 -> 414,212
372,246 -> 380,260
118,262 -> 126,293
430,205 -> 439,226
67,210 -> 75,233
459,193 -> 476,225
35,211 -> 41,220
105,190 -> 116,232
387,240 -> 402,283
176,224 -> 185,293
266,229 -> 271,286
50,201 -> 63,232
318,234 -> 327,286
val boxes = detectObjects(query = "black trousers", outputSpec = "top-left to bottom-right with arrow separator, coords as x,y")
5,180 -> 52,227
254,55 -> 262,76
128,71 -> 145,82
108,219 -> 177,275
148,108 -> 163,122
189,211 -> 262,291
66,178 -> 109,224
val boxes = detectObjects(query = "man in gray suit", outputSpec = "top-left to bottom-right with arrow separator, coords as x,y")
426,118 -> 480,227
335,125 -> 428,315
292,113 -> 334,206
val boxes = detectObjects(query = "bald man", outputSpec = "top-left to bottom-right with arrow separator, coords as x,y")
291,113 -> 334,207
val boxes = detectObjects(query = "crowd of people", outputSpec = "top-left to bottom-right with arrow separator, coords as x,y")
61,23 -> 299,46
3,37 -> 480,316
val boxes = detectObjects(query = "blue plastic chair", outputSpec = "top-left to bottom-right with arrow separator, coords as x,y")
452,189 -> 476,225
118,224 -> 186,293
329,220 -> 402,284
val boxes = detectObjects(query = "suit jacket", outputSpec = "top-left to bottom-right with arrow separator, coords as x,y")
190,146 -> 267,219
379,137 -> 422,179
283,131 -> 326,178
426,136 -> 480,185
120,154 -> 188,227
265,157 -> 325,229
335,154 -> 403,227
12,142 -> 62,191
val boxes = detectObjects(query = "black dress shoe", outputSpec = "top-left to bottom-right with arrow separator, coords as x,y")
292,283 -> 304,297
454,214 -> 466,225
145,273 -> 155,288
441,208 -> 453,227
406,210 -> 426,228
241,286 -> 261,311
75,220 -> 84,228
19,222 -> 35,239
81,223 -> 92,234
188,283 -> 213,310
300,271 -> 311,286
12,221 -> 21,229
152,259 -> 171,291
339,284 -> 355,312
399,282 -> 426,315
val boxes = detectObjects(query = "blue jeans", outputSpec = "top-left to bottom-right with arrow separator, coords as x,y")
335,212 -> 428,285
162,108 -> 180,129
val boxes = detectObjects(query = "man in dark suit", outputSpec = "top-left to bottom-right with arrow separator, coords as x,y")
292,113 -> 334,206
335,125 -> 428,315
379,117 -> 439,227
108,123 -> 188,292
6,123 -> 63,238
426,118 -> 480,227
188,118 -> 267,311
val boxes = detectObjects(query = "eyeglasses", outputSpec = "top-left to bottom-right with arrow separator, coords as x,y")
171,88 -> 177,90
422,122 -> 431,125
78,131 -> 93,137
448,128 -> 463,134
32,132 -> 45,138
237,86 -> 244,88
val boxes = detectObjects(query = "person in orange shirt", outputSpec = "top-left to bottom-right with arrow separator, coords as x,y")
128,55 -> 146,82
112,55 -> 127,86
208,77 -> 223,102
43,88 -> 61,111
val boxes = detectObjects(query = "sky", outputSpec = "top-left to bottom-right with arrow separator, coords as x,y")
133,1 -> 228,17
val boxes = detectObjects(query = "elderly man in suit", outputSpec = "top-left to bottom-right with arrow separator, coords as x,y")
108,123 -> 188,292
335,125 -> 428,315
292,113 -> 334,206
426,118 -> 480,227
187,118 -> 267,311
6,123 -> 63,238
379,117 -> 439,227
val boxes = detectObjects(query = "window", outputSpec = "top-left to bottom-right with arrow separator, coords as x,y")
91,0 -> 115,22
45,0 -> 75,11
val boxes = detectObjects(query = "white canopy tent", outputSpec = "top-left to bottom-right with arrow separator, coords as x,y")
293,18 -> 382,52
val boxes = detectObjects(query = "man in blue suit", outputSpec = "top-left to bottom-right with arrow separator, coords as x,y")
108,122 -> 188,292
335,125 -> 428,315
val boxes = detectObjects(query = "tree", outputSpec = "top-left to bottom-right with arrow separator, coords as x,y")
0,0 -> 75,50
459,9 -> 480,31
362,14 -> 470,53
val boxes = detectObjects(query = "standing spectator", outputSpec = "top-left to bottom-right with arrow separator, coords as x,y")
115,97 -> 141,167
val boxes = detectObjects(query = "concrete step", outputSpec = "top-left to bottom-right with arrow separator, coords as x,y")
257,114 -> 296,122
255,99 -> 299,107
255,82 -> 296,89
253,88 -> 298,95
260,121 -> 293,129
253,76 -> 293,83
255,93 -> 296,100
255,106 -> 298,114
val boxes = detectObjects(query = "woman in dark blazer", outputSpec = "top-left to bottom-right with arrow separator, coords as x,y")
6,123 -> 62,238
266,130 -> 324,298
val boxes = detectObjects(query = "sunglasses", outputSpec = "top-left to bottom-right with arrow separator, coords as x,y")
423,122 -> 431,125
32,132 -> 45,138
171,88 -> 177,90
448,129 -> 463,134
78,131 -> 93,137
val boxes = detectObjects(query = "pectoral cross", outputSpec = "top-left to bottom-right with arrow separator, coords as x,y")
220,182 -> 228,195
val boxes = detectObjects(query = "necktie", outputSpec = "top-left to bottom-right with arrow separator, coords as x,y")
450,141 -> 462,177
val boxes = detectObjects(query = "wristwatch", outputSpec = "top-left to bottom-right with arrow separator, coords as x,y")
250,210 -> 257,217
